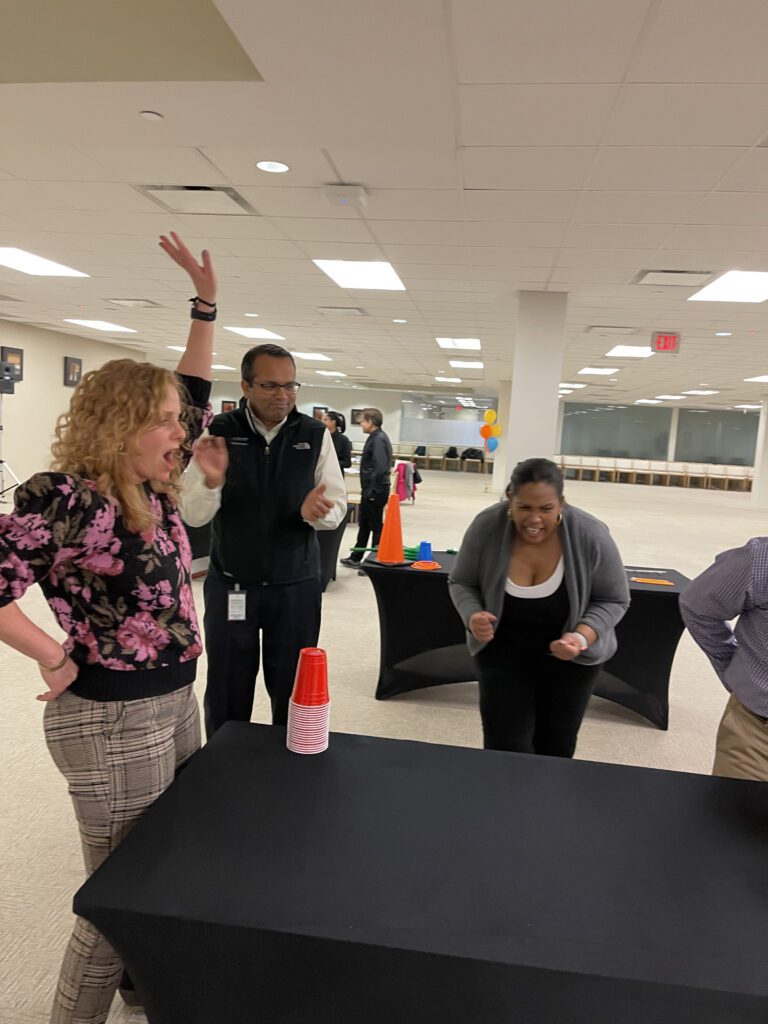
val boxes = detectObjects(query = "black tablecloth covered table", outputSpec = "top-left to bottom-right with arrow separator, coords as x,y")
360,554 -> 688,729
74,724 -> 768,1024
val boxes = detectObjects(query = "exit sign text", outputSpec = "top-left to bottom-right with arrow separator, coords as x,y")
651,331 -> 681,354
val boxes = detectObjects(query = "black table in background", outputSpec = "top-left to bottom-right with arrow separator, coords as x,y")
360,554 -> 688,729
74,723 -> 768,1024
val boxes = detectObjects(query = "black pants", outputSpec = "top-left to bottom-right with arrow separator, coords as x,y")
203,573 -> 322,737
474,643 -> 600,757
350,491 -> 388,562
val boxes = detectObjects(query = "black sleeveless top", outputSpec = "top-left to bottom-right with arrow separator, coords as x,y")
493,578 -> 570,654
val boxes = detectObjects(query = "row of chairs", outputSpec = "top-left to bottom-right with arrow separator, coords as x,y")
556,455 -> 752,491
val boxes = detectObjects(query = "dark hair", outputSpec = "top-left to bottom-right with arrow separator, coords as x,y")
361,407 -> 383,428
241,344 -> 296,383
507,458 -> 564,499
325,410 -> 346,432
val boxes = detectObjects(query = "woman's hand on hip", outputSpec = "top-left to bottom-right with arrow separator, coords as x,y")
37,658 -> 78,702
549,635 -> 582,661
469,611 -> 497,643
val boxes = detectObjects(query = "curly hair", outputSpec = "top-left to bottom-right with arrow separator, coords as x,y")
50,359 -> 185,533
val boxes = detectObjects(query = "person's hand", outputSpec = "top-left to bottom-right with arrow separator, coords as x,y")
194,435 -> 229,488
468,611 -> 497,643
301,484 -> 334,523
549,634 -> 583,661
37,657 -> 78,701
159,231 -> 217,305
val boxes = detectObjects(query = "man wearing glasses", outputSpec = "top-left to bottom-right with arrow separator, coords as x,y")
180,343 -> 346,736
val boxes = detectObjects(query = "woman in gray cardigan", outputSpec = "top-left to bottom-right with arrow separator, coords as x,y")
449,458 -> 629,757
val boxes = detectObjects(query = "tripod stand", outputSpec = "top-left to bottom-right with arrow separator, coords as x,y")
0,391 -> 21,504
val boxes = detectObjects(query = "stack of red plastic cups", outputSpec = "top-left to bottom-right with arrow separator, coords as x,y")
286,647 -> 330,754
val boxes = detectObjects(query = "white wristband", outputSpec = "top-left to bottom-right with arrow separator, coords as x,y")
572,631 -> 589,651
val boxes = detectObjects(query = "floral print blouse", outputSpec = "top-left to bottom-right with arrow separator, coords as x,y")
0,375 -> 211,701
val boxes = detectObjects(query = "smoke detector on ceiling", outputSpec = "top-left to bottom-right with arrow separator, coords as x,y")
323,184 -> 368,208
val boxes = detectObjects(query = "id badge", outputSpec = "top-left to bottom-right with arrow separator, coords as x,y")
227,585 -> 246,622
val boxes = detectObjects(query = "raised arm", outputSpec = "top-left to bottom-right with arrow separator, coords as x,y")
158,232 -> 217,381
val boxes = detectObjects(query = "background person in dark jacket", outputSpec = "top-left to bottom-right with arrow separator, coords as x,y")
322,410 -> 352,473
341,407 -> 392,567
180,344 -> 346,736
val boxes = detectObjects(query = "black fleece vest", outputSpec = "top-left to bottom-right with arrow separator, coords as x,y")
208,408 -> 325,585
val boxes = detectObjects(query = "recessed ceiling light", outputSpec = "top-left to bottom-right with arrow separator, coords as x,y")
140,110 -> 164,121
356,365 -> 364,369
435,376 -> 462,383
605,346 -> 654,358
211,364 -> 236,371
449,360 -> 483,369
655,395 -> 685,400
316,370 -> 347,377
682,389 -> 720,395
689,271 -> 768,303
734,404 -> 762,409
0,249 -> 88,277
578,367 -> 620,375
436,338 -> 482,350
744,375 -> 768,383
392,319 -> 408,324
224,327 -> 285,340
715,331 -> 732,336
292,352 -> 331,361
635,399 -> 661,404
559,382 -> 587,389
64,319 -> 136,332
256,161 -> 290,174
313,260 -> 406,291
244,312 -> 260,317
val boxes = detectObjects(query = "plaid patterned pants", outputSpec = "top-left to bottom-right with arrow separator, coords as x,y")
43,684 -> 201,1024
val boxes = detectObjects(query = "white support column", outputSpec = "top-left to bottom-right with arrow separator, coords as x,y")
666,406 -> 680,463
492,291 -> 567,495
751,396 -> 768,508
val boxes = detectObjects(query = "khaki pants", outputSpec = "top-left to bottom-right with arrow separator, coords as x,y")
44,684 -> 201,1024
712,693 -> 768,781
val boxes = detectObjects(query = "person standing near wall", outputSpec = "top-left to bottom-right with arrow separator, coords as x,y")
341,407 -> 392,567
322,410 -> 352,474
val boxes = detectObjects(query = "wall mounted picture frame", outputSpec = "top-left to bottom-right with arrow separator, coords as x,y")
63,356 -> 82,387
221,400 -> 237,412
0,346 -> 23,381
350,408 -> 366,426
312,405 -> 329,420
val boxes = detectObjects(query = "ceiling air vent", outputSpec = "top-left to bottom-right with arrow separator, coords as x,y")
135,185 -> 258,216
316,306 -> 369,317
634,270 -> 712,287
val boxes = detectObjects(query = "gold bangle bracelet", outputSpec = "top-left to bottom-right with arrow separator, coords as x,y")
38,650 -> 69,673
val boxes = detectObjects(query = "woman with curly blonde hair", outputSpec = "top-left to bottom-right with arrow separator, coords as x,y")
0,233 -> 227,1024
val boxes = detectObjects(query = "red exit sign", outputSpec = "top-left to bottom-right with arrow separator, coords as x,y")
651,331 -> 682,354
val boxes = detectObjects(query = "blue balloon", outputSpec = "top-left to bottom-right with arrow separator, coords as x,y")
487,437 -> 499,452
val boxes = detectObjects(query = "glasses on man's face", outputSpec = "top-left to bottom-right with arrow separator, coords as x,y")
247,381 -> 302,395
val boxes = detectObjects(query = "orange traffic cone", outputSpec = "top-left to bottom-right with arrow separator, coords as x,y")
374,494 -> 406,564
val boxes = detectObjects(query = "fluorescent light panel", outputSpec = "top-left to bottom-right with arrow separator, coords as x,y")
436,338 -> 481,350
0,248 -> 88,277
689,271 -> 768,303
655,395 -> 685,400
211,364 -> 236,370
449,359 -> 484,369
578,367 -> 620,375
682,389 -> 720,395
559,382 -> 587,389
605,346 -> 654,358
64,319 -> 136,332
744,375 -> 768,383
635,399 -> 661,404
224,327 -> 285,340
292,352 -> 331,361
316,370 -> 347,377
735,404 -> 762,409
435,376 -> 462,383
313,260 -> 406,291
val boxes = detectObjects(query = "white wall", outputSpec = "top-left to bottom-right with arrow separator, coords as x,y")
0,320 -> 148,485
209,381 -> 404,444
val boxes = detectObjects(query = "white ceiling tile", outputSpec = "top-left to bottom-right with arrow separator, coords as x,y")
0,145 -> 119,180
589,148 -> 746,190
80,147 -> 228,184
293,241 -> 384,261
556,249 -> 655,269
365,189 -> 463,221
201,148 -> 333,187
651,250 -> 749,271
452,0 -> 651,83
175,214 -> 286,239
236,186 -> 359,218
332,150 -> 460,189
465,223 -> 570,247
574,191 -> 706,224
606,86 -> 768,147
30,181 -> 163,213
663,224 -> 768,251
274,218 -> 373,243
463,190 -> 579,222
718,150 -> 768,192
369,221 -> 465,246
563,224 -> 674,249
690,192 -> 768,226
460,85 -> 618,146
462,148 -> 595,190
469,247 -> 557,268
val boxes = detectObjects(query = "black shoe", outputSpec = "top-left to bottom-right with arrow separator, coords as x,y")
118,970 -> 143,1008
339,557 -> 361,568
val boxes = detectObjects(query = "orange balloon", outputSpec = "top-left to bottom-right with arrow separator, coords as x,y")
479,424 -> 492,439
490,424 -> 502,437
